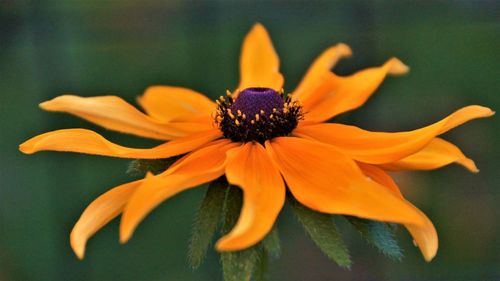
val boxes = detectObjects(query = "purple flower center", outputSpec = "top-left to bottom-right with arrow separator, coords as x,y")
215,87 -> 302,143
230,88 -> 284,118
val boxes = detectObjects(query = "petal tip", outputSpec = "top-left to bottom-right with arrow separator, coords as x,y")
38,95 -> 71,111
74,249 -> 85,260
462,158 -> 479,173
214,240 -> 226,252
119,217 -> 135,244
336,43 -> 353,57
119,229 -> 132,244
19,140 -> 35,154
463,105 -> 495,119
38,100 -> 51,110
251,22 -> 266,32
422,241 -> 438,262
247,22 -> 269,39
424,253 -> 436,262
18,143 -> 29,154
69,233 -> 86,260
387,57 -> 410,75
214,237 -> 236,252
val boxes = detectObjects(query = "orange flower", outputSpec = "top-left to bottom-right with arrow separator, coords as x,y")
20,23 -> 493,262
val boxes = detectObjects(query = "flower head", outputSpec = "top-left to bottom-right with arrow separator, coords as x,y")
20,23 -> 493,263
216,87 -> 302,143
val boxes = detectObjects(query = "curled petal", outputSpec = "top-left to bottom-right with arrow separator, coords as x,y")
382,138 -> 478,172
137,86 -> 215,123
216,142 -> 285,251
358,163 -> 438,261
70,180 -> 141,259
40,95 -> 211,140
356,162 -> 402,197
238,23 -> 284,91
266,137 -> 426,226
292,43 -> 352,102
294,105 -> 494,164
302,58 -> 409,122
19,128 -> 222,159
119,140 -> 239,242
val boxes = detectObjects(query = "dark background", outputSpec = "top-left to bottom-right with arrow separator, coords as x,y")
1,1 -> 498,280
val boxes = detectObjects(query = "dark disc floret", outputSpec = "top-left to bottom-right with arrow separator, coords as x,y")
215,87 -> 303,143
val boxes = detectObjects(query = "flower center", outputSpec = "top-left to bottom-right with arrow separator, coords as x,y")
230,88 -> 284,118
215,87 -> 303,143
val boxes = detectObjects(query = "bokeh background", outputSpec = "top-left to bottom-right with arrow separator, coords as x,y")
1,1 -> 498,280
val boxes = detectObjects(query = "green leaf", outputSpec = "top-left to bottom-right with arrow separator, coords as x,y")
221,247 -> 260,281
219,186 -> 280,281
221,185 -> 243,234
289,196 -> 351,268
254,248 -> 269,281
126,157 -> 180,176
188,177 -> 228,268
345,216 -> 403,261
261,226 -> 280,259
220,186 -> 260,281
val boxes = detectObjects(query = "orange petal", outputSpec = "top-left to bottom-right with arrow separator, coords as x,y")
381,138 -> 478,172
292,43 -> 352,103
70,180 -> 141,259
19,128 -> 222,159
265,137 -> 426,226
216,142 -> 285,251
303,58 -> 409,122
294,105 -> 494,164
137,86 -> 215,123
358,163 -> 438,261
119,139 -> 239,242
40,95 -> 212,140
238,23 -> 284,91
356,162 -> 402,197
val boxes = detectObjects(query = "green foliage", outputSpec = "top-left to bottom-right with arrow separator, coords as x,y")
221,246 -> 261,281
188,177 -> 228,268
261,226 -> 280,258
345,216 -> 403,261
186,181 -> 282,281
219,186 -> 281,281
289,196 -> 351,268
220,186 -> 259,281
220,185 -> 243,234
126,157 -> 181,176
254,249 -> 269,281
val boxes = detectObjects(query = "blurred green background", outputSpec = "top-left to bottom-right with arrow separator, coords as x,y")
1,1 -> 499,280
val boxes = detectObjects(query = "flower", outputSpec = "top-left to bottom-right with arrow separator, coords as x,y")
20,23 -> 493,262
